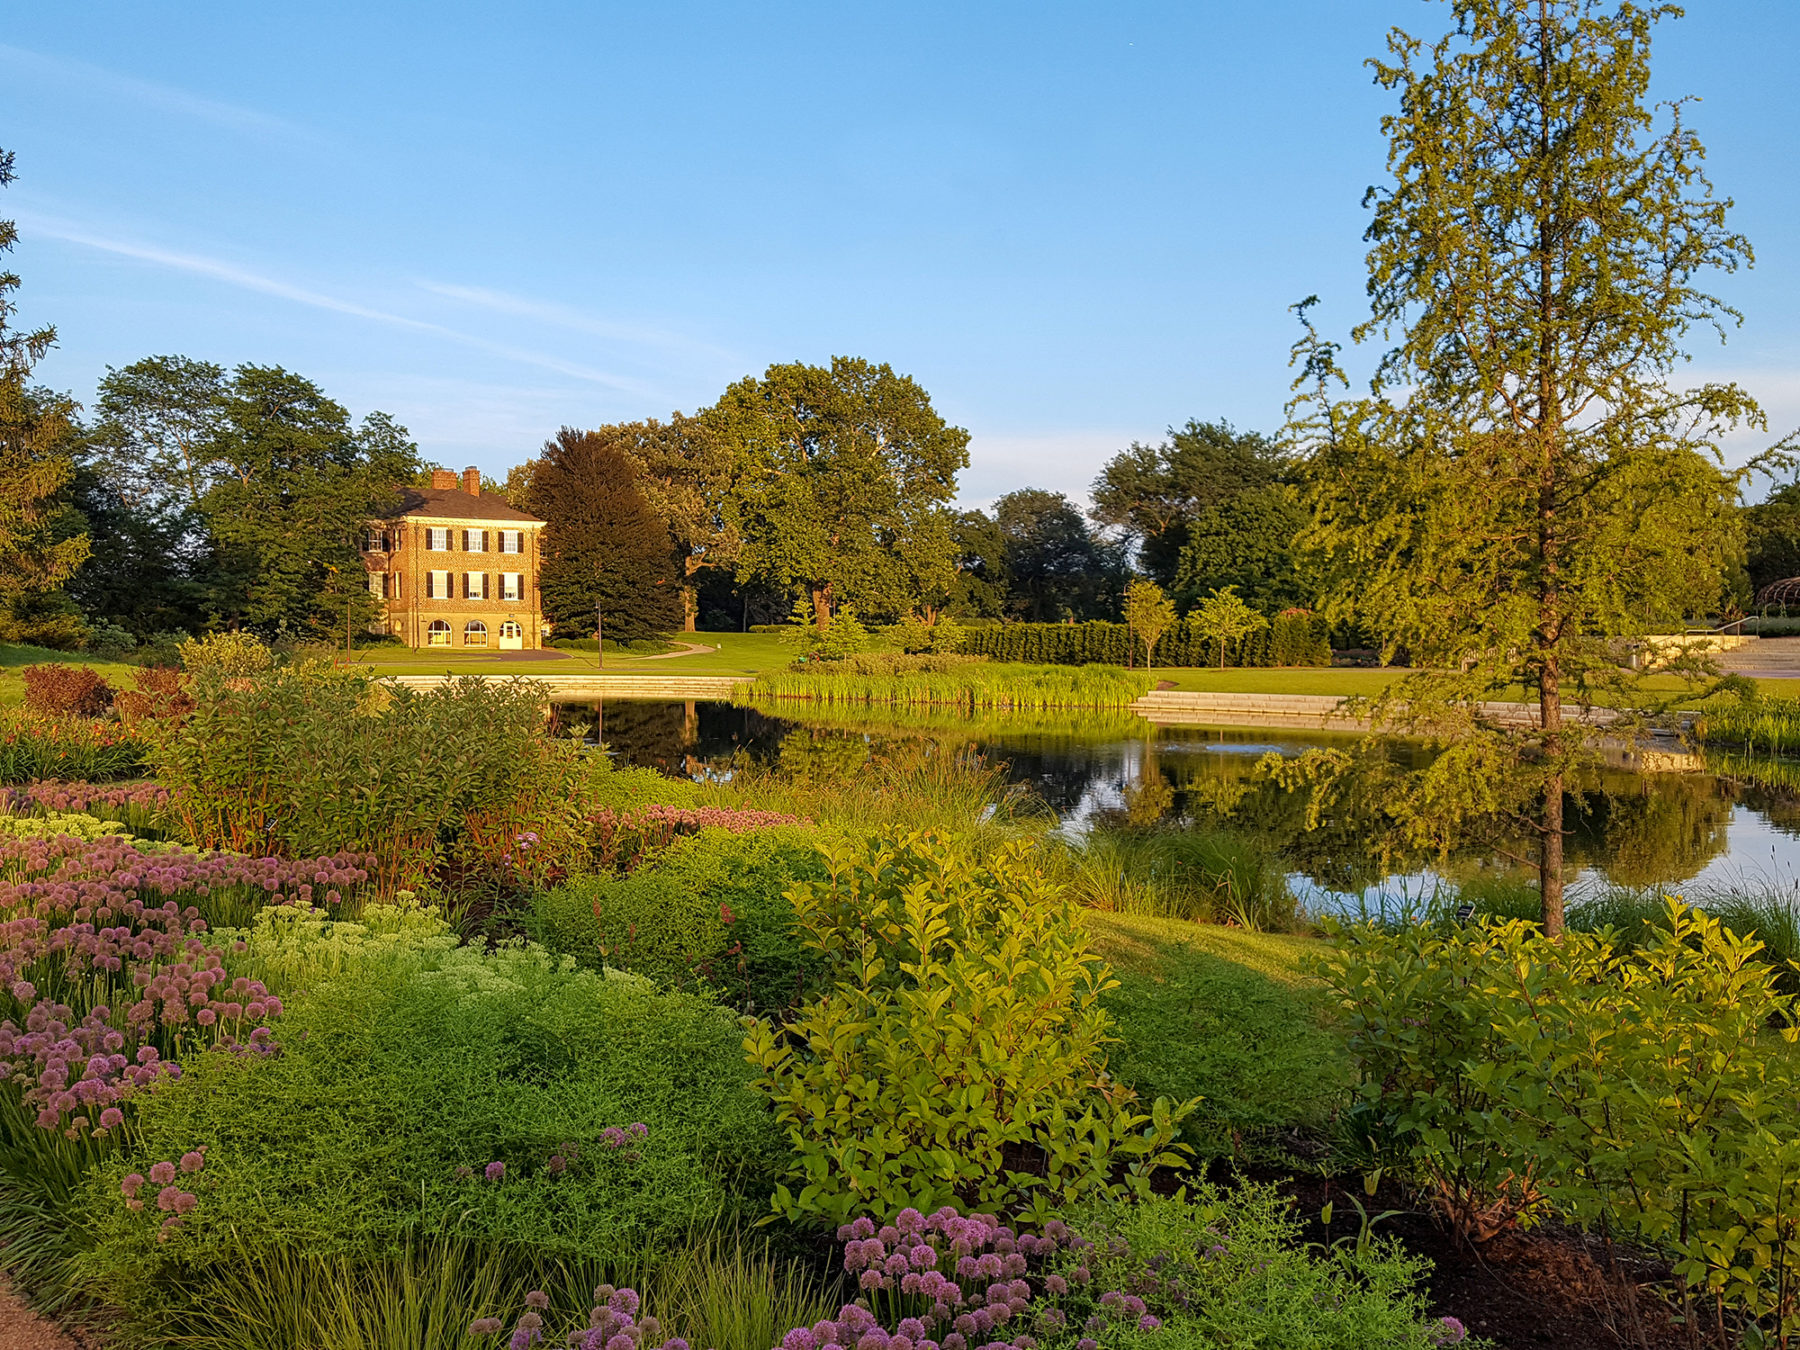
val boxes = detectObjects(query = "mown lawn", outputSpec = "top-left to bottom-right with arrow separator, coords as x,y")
1086,912 -> 1352,1160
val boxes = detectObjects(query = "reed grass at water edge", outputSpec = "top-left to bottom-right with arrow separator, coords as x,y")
740,661 -> 1154,710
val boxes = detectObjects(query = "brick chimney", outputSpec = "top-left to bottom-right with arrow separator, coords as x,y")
430,468 -> 458,490
463,466 -> 482,496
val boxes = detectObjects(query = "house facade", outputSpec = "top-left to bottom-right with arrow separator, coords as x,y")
363,467 -> 547,650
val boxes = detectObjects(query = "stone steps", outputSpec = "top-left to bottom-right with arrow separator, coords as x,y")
1130,689 -> 1627,731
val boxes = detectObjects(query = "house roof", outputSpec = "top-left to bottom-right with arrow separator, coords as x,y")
378,486 -> 545,525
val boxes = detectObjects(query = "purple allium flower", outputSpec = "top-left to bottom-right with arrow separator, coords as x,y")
156,1185 -> 181,1211
782,1329 -> 818,1350
173,1191 -> 197,1215
628,1122 -> 648,1138
1044,1275 -> 1067,1297
484,1161 -> 505,1182
548,1154 -> 566,1175
1122,1296 -> 1146,1318
1432,1317 -> 1468,1346
120,1173 -> 144,1198
1077,1339 -> 1098,1350
180,1150 -> 204,1173
149,1160 -> 176,1185
1138,1316 -> 1162,1332
525,1290 -> 549,1310
608,1288 -> 639,1316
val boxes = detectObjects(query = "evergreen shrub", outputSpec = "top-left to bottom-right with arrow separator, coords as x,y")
959,610 -> 1330,668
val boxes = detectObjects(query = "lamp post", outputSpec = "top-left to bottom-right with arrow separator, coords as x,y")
595,599 -> 603,671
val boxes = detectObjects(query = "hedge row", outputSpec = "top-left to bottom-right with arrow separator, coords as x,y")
958,612 -> 1330,668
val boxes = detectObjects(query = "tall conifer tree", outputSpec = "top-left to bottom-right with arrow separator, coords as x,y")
1288,0 -> 1782,932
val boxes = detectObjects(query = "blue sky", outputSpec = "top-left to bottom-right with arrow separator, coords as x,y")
5,1 -> 1797,507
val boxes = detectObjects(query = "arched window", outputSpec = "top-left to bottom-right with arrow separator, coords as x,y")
426,620 -> 452,647
463,620 -> 489,647
498,620 -> 523,651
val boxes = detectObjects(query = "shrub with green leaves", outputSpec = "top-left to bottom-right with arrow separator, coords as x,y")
1061,1186 -> 1465,1350
747,833 -> 1195,1226
149,666 -> 594,890
533,827 -> 826,1011
78,942 -> 784,1337
1319,901 -> 1800,1338
0,810 -> 134,841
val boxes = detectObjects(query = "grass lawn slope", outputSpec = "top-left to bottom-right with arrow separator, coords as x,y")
1087,912 -> 1350,1162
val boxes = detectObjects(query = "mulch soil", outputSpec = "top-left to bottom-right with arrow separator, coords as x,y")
1285,1172 -> 1723,1350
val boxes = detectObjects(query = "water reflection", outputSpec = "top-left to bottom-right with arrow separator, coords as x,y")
555,699 -> 1800,913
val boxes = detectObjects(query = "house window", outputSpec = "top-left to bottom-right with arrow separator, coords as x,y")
464,572 -> 489,600
500,572 -> 524,601
462,529 -> 488,552
426,569 -> 451,599
364,528 -> 390,553
500,621 -> 522,640
368,572 -> 389,600
426,620 -> 452,646
463,621 -> 488,647
498,529 -> 523,554
425,527 -> 451,551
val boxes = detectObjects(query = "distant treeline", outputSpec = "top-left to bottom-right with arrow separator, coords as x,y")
960,612 -> 1330,668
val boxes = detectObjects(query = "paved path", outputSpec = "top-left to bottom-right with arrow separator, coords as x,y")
636,640 -> 717,660
0,1281 -> 78,1350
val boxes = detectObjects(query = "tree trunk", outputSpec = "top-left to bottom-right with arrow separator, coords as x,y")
1540,669 -> 1569,943
811,584 -> 832,633
681,584 -> 698,632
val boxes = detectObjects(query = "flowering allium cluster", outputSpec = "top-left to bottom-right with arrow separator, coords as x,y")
120,1148 -> 206,1241
0,999 -> 180,1130
767,1207 -> 1133,1350
1,780 -> 173,817
470,1283 -> 692,1350
600,1121 -> 648,1149
0,834 -> 371,918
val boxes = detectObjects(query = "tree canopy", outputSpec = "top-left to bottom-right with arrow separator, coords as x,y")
1091,419 -> 1285,587
0,147 -> 89,643
708,357 -> 968,629
992,488 -> 1125,623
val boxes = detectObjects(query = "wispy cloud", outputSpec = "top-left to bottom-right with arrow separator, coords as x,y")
0,42 -> 314,143
21,212 -> 651,392
417,279 -> 738,363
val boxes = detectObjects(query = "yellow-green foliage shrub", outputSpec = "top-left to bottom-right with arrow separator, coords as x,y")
1321,902 -> 1800,1337
176,631 -> 274,678
0,811 -> 135,842
746,833 -> 1194,1226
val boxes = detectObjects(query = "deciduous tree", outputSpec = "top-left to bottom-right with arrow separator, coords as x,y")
993,489 -> 1125,623
1287,0 -> 1775,932
1191,585 -> 1267,669
0,148 -> 89,639
1123,578 -> 1177,671
201,368 -> 417,637
709,357 -> 968,631
1091,420 -> 1285,586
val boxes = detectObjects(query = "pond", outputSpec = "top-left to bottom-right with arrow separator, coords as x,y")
554,698 -> 1800,918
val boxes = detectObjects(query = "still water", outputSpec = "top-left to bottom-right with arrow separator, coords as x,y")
558,699 -> 1800,916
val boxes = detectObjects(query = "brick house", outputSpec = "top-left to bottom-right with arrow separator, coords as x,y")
363,467 -> 547,651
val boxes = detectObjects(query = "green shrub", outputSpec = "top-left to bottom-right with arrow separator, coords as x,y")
79,944 -> 785,1337
1320,901 -> 1800,1337
149,667 -> 593,890
176,630 -> 273,677
746,833 -> 1194,1226
584,763 -> 701,813
1061,1186 -> 1462,1350
959,611 -> 1331,668
534,828 -> 827,1011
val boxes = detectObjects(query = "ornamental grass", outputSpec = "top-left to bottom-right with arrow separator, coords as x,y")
740,663 -> 1154,711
